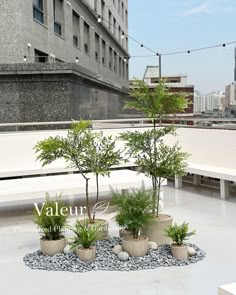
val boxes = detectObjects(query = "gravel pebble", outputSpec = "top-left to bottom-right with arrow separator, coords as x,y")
23,238 -> 206,273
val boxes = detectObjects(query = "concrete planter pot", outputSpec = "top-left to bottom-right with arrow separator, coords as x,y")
89,219 -> 109,240
40,237 -> 66,256
76,246 -> 96,262
122,236 -> 149,257
141,214 -> 173,245
171,244 -> 188,260
119,229 -> 133,238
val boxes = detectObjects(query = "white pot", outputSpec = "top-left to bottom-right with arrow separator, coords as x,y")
76,246 -> 96,262
122,236 -> 148,257
171,244 -> 188,260
141,214 -> 173,245
40,237 -> 66,256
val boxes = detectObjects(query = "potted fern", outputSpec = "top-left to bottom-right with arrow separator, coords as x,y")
34,193 -> 68,256
165,222 -> 196,260
112,185 -> 154,257
68,219 -> 102,262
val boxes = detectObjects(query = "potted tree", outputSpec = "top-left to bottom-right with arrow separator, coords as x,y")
35,120 -> 122,239
112,185 -> 154,257
68,219 -> 102,262
34,193 -> 68,256
165,222 -> 196,260
121,80 -> 189,245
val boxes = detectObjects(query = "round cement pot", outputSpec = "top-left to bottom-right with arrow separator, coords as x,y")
141,214 -> 173,245
122,236 -> 148,257
171,244 -> 188,260
40,237 -> 66,256
119,229 -> 133,238
77,246 -> 96,262
89,219 -> 109,240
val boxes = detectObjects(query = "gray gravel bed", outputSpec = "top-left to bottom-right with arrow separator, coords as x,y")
23,238 -> 206,272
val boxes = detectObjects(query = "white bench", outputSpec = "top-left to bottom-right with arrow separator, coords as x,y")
175,163 -> 236,199
219,283 -> 236,295
0,169 -> 165,207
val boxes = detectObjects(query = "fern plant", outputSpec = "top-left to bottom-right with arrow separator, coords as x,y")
68,219 -> 102,251
34,193 -> 68,241
111,185 -> 154,239
165,222 -> 196,246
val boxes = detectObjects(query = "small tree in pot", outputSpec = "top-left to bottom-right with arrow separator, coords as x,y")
120,127 -> 189,244
68,219 -> 102,262
165,222 -> 196,260
35,120 -> 122,238
112,185 -> 154,257
34,193 -> 68,256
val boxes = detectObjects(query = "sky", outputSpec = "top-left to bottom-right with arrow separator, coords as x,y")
128,0 -> 236,94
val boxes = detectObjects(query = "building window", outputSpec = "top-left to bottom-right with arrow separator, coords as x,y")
121,2 -> 124,20
33,0 -> 44,24
125,9 -> 128,26
84,21 -> 90,54
113,18 -> 116,37
108,10 -> 112,31
119,56 -> 122,76
95,33 -> 100,61
109,47 -> 113,70
53,0 -> 64,36
72,10 -> 80,47
35,49 -> 48,63
101,0 -> 105,18
126,62 -> 129,80
122,60 -> 125,77
126,36 -> 128,50
94,0 -> 98,12
114,51 -> 117,73
118,0 -> 120,14
118,26 -> 121,42
102,40 -> 106,65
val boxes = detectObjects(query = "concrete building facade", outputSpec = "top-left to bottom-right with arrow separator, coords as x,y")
0,0 -> 130,123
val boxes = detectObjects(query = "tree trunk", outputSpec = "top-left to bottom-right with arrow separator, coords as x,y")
156,178 -> 161,217
96,173 -> 99,203
85,178 -> 93,223
152,176 -> 157,215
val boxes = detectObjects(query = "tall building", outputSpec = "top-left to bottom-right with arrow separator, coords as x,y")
0,0 -> 129,123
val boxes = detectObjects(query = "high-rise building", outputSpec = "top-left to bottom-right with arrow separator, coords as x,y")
0,0 -> 129,123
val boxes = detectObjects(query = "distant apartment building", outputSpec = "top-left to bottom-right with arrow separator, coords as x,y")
194,91 -> 224,116
0,0 -> 129,123
225,82 -> 236,117
130,66 -> 194,114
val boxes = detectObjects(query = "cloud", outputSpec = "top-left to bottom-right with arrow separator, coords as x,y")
183,3 -> 209,16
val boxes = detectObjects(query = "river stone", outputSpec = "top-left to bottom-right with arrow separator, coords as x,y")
118,251 -> 129,261
112,245 -> 123,255
188,247 -> 196,256
148,242 -> 158,250
63,245 -> 71,254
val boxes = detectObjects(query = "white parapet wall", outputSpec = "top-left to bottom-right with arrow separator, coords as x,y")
219,283 -> 236,295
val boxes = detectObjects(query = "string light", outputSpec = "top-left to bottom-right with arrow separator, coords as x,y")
97,15 -> 102,23
76,57 -> 79,63
23,55 -> 27,62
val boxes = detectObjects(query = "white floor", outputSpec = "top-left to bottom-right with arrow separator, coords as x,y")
0,185 -> 236,295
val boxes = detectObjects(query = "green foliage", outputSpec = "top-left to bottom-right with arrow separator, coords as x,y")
111,185 -> 154,239
34,119 -> 122,222
125,79 -> 189,120
34,193 -> 68,241
165,222 -> 196,246
68,219 -> 102,250
120,127 -> 189,216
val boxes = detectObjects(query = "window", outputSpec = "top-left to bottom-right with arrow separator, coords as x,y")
108,10 -> 112,30
102,40 -> 106,65
113,18 -> 116,37
126,36 -> 128,50
122,60 -> 125,77
119,56 -> 122,76
109,47 -> 113,70
33,0 -> 44,24
118,26 -> 121,42
95,33 -> 100,61
121,2 -> 124,20
35,49 -> 48,63
125,9 -> 128,26
84,22 -> 90,54
126,62 -> 129,80
53,0 -> 64,36
72,10 -> 80,47
94,0 -> 98,12
101,0 -> 105,18
118,0 -> 120,14
114,51 -> 117,73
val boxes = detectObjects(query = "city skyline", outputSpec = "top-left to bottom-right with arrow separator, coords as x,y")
128,0 -> 236,93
